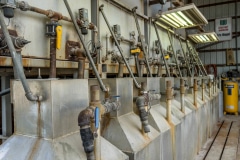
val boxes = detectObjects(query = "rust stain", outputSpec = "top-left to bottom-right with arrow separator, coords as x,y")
101,113 -> 111,135
28,101 -> 42,160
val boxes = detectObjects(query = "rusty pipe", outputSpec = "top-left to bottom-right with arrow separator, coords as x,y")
193,79 -> 198,108
180,79 -> 185,113
17,1 -> 72,22
202,79 -> 205,102
78,107 -> 95,160
208,80 -> 211,98
157,65 -> 162,77
78,58 -> 85,79
166,81 -> 172,122
49,38 -> 56,78
117,63 -> 124,78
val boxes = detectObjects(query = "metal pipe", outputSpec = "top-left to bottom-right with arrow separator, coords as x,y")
132,7 -> 152,77
78,58 -> 85,79
78,108 -> 95,160
235,0 -> 238,70
167,30 -> 182,78
49,38 -> 56,78
193,48 -> 208,76
157,65 -> 162,77
139,61 -> 144,77
134,54 -> 141,77
153,22 -> 170,77
178,37 -> 191,76
63,0 -> 107,92
202,79 -> 205,102
0,88 -> 10,97
0,10 -> 41,101
180,79 -> 185,113
208,80 -> 211,98
186,42 -> 203,76
193,79 -> 198,107
17,1 -> 72,22
99,4 -> 141,89
166,80 -> 172,122
117,63 -> 124,78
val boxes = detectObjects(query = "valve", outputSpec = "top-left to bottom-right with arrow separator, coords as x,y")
45,21 -> 62,49
78,8 -> 89,35
0,0 -> 16,18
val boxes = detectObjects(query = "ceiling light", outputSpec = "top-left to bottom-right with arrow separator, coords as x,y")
188,32 -> 219,43
156,3 -> 208,29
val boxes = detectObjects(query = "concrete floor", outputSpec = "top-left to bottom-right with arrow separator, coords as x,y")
195,115 -> 240,160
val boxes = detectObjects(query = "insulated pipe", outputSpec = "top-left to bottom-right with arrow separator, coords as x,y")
63,0 -> 107,92
78,58 -> 85,79
0,10 -> 41,101
167,30 -> 182,78
180,79 -> 185,113
166,80 -> 172,122
153,22 -> 170,77
178,37 -> 191,76
193,79 -> 198,108
49,38 -> 56,78
99,5 -> 141,89
0,88 -> 10,97
202,79 -> 205,102
132,7 -> 152,77
78,108 -> 95,160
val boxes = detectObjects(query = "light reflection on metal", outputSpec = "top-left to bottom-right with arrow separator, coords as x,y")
188,32 -> 219,43
156,3 -> 208,29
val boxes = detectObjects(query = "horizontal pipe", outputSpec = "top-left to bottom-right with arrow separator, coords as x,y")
17,1 -> 72,22
0,88 -> 10,96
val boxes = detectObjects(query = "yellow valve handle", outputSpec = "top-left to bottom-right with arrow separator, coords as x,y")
130,48 -> 141,54
56,25 -> 62,49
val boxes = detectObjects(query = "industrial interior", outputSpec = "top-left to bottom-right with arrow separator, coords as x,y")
0,0 -> 239,159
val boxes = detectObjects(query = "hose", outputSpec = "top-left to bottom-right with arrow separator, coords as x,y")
0,10 -> 41,101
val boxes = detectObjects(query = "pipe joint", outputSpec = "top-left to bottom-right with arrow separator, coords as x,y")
136,96 -> 150,133
17,1 -> 30,11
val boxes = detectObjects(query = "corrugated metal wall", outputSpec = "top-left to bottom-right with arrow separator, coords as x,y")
192,0 -> 240,76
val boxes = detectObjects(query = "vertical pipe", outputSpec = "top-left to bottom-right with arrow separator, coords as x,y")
235,0 -> 238,70
157,65 -> 162,77
99,5 -> 141,89
180,79 -> 185,113
153,22 -> 170,77
117,63 -> 124,78
208,80 -> 211,98
193,79 -> 198,107
132,7 -> 152,77
139,61 -> 144,77
166,80 -> 172,122
63,0 -> 107,92
90,85 -> 101,160
179,37 -> 191,76
78,58 -> 85,79
134,54 -> 141,77
49,38 -> 57,78
202,79 -> 205,102
167,30 -> 182,78
0,10 -> 39,101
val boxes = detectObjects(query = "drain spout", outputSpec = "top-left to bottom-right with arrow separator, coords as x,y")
78,108 -> 95,160
136,96 -> 150,133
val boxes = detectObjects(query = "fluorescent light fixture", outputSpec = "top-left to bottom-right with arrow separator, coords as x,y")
188,32 -> 219,43
156,3 -> 208,29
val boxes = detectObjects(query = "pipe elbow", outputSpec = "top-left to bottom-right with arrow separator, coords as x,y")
25,92 -> 41,101
136,96 -> 150,133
